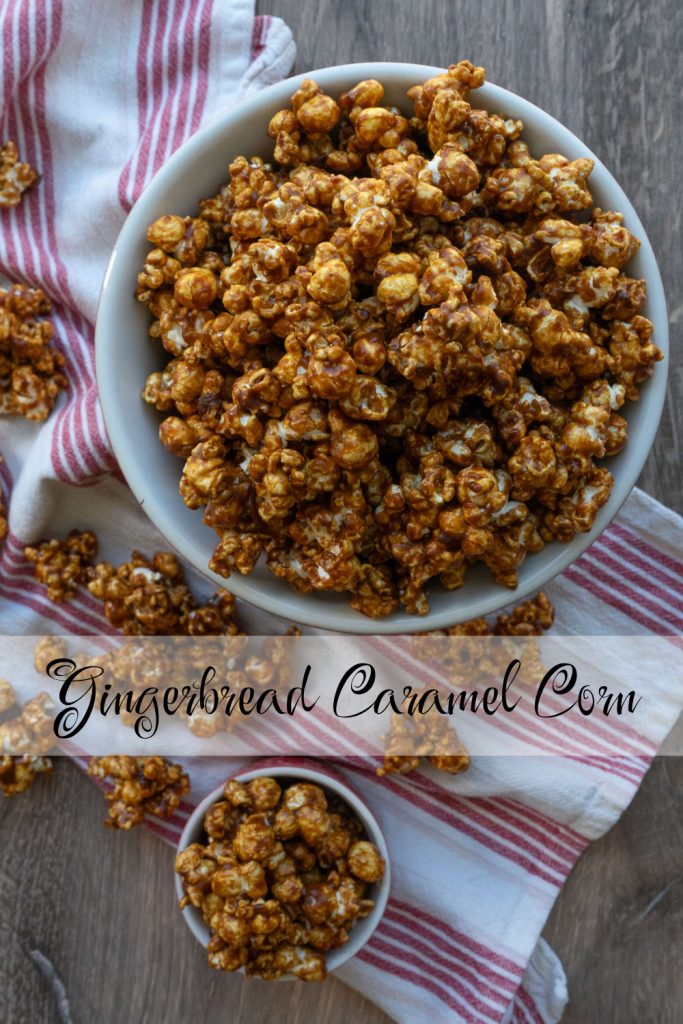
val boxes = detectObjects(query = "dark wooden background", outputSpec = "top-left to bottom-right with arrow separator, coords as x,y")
1,1 -> 681,1022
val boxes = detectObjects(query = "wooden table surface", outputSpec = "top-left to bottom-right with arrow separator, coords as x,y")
1,1 -> 681,1022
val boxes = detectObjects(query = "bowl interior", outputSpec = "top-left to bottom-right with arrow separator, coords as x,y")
175,765 -> 391,973
97,62 -> 669,633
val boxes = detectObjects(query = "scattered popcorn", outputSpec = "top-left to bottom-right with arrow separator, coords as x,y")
33,636 -> 69,675
24,530 -> 246,636
0,140 -> 39,207
86,549 -> 243,636
0,690 -> 55,795
88,754 -> 190,829
380,592 -> 554,775
0,755 -> 53,796
24,530 -> 97,602
0,284 -> 67,420
494,591 -> 554,635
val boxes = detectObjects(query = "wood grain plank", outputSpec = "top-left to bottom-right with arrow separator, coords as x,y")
0,761 -> 392,1024
1,1 -> 680,1023
543,715 -> 683,1024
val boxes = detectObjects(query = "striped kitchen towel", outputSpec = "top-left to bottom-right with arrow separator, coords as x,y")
1,4 -> 682,1023
66,486 -> 682,1024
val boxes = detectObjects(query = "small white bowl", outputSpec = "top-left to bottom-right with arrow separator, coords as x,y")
96,62 -> 669,633
175,761 -> 391,976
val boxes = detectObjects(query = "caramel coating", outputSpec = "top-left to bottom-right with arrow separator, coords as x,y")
0,141 -> 39,207
24,530 -> 97,602
137,62 -> 661,618
85,547 -> 241,636
33,636 -> 68,675
0,285 -> 67,420
88,755 -> 190,829
0,678 -> 15,715
0,692 -> 55,794
347,841 -> 386,883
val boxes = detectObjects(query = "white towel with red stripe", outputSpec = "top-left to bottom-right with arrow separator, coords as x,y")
1,4 -> 682,1023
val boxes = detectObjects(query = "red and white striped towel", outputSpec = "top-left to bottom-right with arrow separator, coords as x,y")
1,4 -> 682,1022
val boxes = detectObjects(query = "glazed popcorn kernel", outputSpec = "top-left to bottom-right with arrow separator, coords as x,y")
88,755 -> 190,829
0,284 -> 67,420
24,529 -> 97,602
0,755 -> 53,796
438,588 -> 552,666
493,590 -> 554,635
24,527 -> 244,637
0,692 -> 55,796
86,548 -> 243,636
380,591 -> 555,776
34,636 -> 69,674
138,62 -> 662,618
0,141 -> 39,207
175,776 -> 385,981
378,686 -> 471,779
0,677 -> 16,715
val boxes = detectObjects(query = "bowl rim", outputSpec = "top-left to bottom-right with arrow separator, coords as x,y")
174,760 -> 391,975
96,61 -> 669,634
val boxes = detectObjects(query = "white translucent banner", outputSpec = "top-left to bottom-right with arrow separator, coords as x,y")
1,635 -> 681,758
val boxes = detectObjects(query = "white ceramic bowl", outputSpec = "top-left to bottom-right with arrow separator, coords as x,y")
175,762 -> 391,976
96,62 -> 669,633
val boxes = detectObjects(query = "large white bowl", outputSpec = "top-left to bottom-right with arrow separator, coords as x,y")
96,62 -> 669,634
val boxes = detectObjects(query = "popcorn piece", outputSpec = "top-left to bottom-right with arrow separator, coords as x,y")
588,209 -> 640,268
86,549 -> 241,636
0,285 -> 67,420
24,530 -> 97,602
232,818 -> 276,862
0,141 -> 39,207
607,316 -> 663,400
378,690 -> 471,779
146,215 -> 210,264
267,82 -> 340,168
248,775 -> 282,811
34,636 -> 69,674
14,692 -> 54,749
88,755 -> 190,829
494,591 -> 554,635
346,841 -> 385,883
0,692 -> 55,791
0,677 -> 16,714
174,267 -> 217,309
0,755 -> 53,796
